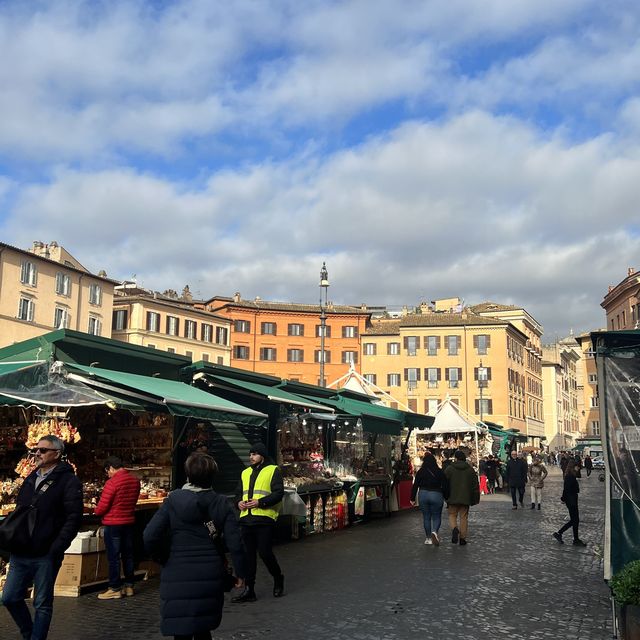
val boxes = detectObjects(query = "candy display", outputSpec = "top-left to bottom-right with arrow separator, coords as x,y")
26,417 -> 81,448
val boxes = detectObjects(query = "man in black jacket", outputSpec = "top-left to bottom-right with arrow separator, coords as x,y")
505,450 -> 528,509
2,435 -> 83,640
232,442 -> 284,603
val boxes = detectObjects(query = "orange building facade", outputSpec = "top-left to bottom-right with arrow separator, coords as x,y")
203,294 -> 371,385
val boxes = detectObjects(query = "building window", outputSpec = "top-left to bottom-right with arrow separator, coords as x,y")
217,356 -> 224,364
342,326 -> 358,338
591,421 -> 600,435
342,351 -> 358,365
364,373 -> 377,385
261,322 -> 277,335
314,350 -> 331,364
474,366 -> 491,385
201,323 -> 213,342
387,373 -> 401,387
203,353 -> 210,362
166,316 -> 179,336
167,347 -> 175,353
287,349 -> 304,362
112,309 -> 128,331
425,336 -> 440,356
215,326 -> 228,345
475,398 -> 493,415
426,367 -> 440,389
446,335 -> 461,355
88,315 -> 102,336
425,399 -> 439,415
184,320 -> 197,340
588,373 -> 597,384
405,367 -> 420,390
234,319 -> 251,333
89,284 -> 102,306
590,396 -> 599,408
405,336 -> 419,356
316,324 -> 331,338
387,342 -> 400,355
446,367 -> 462,388
408,398 -> 417,412
363,343 -> 377,356
20,261 -> 37,286
147,344 -> 156,349
233,345 -> 250,360
475,334 -> 490,355
260,347 -> 277,361
55,272 -> 71,296
288,323 -> 304,336
146,311 -> 160,332
185,350 -> 193,360
17,297 -> 35,322
54,307 -> 69,329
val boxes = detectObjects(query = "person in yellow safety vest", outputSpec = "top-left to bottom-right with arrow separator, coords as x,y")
231,442 -> 285,603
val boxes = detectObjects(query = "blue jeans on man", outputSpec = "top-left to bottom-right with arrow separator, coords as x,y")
2,552 -> 62,640
418,489 -> 444,537
104,524 -> 135,590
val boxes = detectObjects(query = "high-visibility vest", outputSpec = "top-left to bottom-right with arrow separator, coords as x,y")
239,465 -> 281,521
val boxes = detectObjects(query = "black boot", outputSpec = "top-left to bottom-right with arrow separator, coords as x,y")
232,586 -> 257,603
273,574 -> 284,597
537,504 -> 541,510
531,503 -> 535,509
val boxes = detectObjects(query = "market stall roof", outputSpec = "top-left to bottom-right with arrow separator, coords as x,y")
428,399 -> 485,434
66,364 -> 267,426
186,363 -> 334,412
0,329 -> 191,379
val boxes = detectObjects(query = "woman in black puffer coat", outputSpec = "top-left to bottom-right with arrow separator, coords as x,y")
144,454 -> 246,640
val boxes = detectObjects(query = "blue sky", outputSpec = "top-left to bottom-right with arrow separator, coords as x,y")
1,0 -> 640,338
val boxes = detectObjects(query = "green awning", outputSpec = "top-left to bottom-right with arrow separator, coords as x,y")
67,365 -> 267,426
194,373 -> 333,412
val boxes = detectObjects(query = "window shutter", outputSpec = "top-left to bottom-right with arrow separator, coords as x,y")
416,368 -> 421,381
487,367 -> 492,381
445,368 -> 450,381
473,335 -> 478,347
403,337 -> 408,349
424,368 -> 429,379
436,336 -> 441,348
486,335 -> 491,347
488,400 -> 493,414
474,367 -> 478,381
457,336 -> 461,348
437,368 -> 441,381
458,367 -> 463,380
423,336 -> 429,348
475,400 -> 479,413
404,368 -> 408,381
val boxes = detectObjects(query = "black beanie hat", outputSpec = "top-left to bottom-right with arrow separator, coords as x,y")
249,442 -> 268,457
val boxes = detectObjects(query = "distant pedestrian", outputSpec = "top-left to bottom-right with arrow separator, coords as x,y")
584,455 -> 593,477
485,455 -> 499,494
443,450 -> 480,546
505,450 -> 528,509
94,455 -> 141,600
560,454 -> 569,473
410,452 -> 447,545
574,454 -> 583,478
553,462 -> 586,547
527,455 -> 548,510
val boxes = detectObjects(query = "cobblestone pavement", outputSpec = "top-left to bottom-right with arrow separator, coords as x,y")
1,467 -> 613,639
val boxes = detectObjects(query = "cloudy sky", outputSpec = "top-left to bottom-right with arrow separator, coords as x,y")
1,0 -> 639,340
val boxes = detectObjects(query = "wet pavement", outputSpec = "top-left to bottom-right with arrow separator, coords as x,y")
1,467 -> 613,639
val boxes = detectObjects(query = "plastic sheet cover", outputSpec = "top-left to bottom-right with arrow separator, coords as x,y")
0,361 -> 109,407
601,353 -> 640,576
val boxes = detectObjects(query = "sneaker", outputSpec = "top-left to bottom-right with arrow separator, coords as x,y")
97,589 -> 122,600
512,505 -> 518,510
552,532 -> 564,544
431,532 -> 440,546
424,537 -> 433,545
451,527 -> 459,544
573,539 -> 587,547
459,537 -> 467,546
122,586 -> 134,597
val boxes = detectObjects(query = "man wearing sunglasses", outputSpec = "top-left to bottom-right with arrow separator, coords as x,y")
2,434 -> 83,640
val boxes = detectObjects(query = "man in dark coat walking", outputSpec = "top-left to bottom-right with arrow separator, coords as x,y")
443,450 -> 480,546
2,434 -> 83,640
232,442 -> 284,603
506,450 -> 528,509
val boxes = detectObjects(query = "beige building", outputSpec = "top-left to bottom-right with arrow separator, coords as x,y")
111,284 -> 231,364
0,240 -> 116,347
601,267 -> 640,330
574,330 -> 605,439
541,342 -> 580,450
360,300 -> 542,440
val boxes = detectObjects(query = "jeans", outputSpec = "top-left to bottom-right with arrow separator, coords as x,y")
418,490 -> 444,537
558,499 -> 580,540
240,524 -> 282,586
2,552 -> 62,640
104,524 -> 135,589
510,485 -> 525,506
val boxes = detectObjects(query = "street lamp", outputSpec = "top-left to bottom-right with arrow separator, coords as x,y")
319,262 -> 329,387
478,360 -> 488,422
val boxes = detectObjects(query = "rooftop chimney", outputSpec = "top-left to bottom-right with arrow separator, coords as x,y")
233,292 -> 241,303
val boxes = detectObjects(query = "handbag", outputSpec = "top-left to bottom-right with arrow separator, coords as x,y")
199,497 -> 235,592
0,479 -> 54,556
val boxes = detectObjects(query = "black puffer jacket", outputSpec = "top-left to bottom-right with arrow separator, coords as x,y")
143,488 -> 247,637
15,461 -> 83,558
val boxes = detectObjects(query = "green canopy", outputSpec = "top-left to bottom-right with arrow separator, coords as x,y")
67,365 -> 267,426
